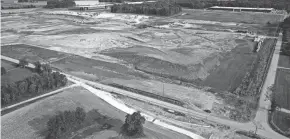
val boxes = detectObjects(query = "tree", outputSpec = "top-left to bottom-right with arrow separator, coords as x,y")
46,0 -> 76,8
17,80 -> 29,95
19,58 -> 28,68
120,111 -> 146,137
46,107 -> 86,139
75,107 -> 86,123
34,61 -> 43,73
1,85 -> 11,105
29,84 -> 37,94
1,67 -> 7,75
42,64 -> 52,74
9,83 -> 19,101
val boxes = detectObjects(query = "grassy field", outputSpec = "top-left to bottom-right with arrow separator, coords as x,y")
1,86 -> 191,139
274,69 -> 290,110
179,9 -> 284,24
1,60 -> 18,71
1,59 -> 34,85
271,110 -> 290,136
1,67 -> 35,85
1,44 -> 71,63
278,54 -> 290,68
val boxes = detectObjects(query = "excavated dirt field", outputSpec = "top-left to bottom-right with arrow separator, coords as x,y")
1,8 -> 284,120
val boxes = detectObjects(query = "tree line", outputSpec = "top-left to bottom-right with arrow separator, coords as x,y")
46,108 -> 145,138
177,0 -> 290,12
1,5 -> 36,10
281,17 -> 290,56
111,0 -> 182,16
1,61 -> 67,106
44,0 -> 75,8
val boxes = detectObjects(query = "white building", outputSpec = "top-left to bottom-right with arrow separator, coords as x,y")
71,1 -> 113,10
209,6 -> 274,13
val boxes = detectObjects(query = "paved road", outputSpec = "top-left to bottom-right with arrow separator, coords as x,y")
253,33 -> 287,139
278,66 -> 290,70
1,35 -> 288,139
279,108 -> 290,114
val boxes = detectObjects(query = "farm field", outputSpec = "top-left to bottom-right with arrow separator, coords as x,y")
0,8 -> 284,121
1,86 -> 191,139
1,59 -> 18,71
1,67 -> 35,85
1,44 -> 71,63
274,69 -> 290,110
270,110 -> 290,136
278,54 -> 290,68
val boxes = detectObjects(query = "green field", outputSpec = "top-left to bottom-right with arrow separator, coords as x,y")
274,69 -> 290,110
1,60 -> 18,71
1,44 -> 71,63
278,54 -> 290,68
271,110 -> 290,136
1,68 -> 35,85
1,86 -> 190,139
179,9 -> 284,24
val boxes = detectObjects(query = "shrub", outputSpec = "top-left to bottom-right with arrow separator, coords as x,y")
1,67 -> 7,75
19,58 -> 28,68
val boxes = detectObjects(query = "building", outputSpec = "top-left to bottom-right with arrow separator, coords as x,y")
18,0 -> 38,2
208,6 -> 274,13
70,0 -> 113,10
123,1 -> 156,4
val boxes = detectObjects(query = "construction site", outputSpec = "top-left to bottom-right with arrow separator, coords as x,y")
1,3 -> 289,139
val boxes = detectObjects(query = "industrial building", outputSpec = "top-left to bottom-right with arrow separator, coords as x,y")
208,6 -> 274,13
70,1 -> 113,10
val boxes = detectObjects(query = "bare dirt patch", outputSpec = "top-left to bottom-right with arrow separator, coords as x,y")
51,55 -> 150,81
201,42 -> 257,92
102,78 -> 217,111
